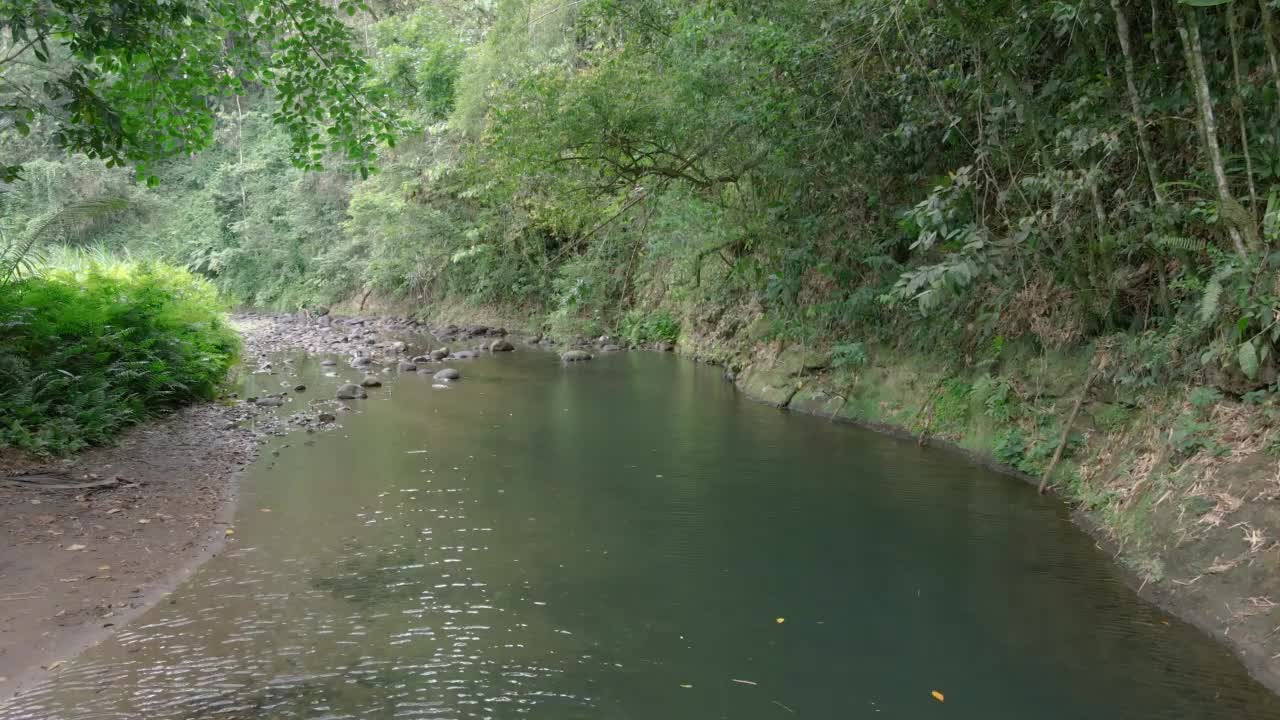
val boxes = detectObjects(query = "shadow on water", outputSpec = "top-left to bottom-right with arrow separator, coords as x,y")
3,347 -> 1280,719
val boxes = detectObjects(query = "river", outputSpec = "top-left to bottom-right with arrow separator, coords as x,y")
3,345 -> 1279,719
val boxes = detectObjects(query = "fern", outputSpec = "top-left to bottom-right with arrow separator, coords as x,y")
1158,235 -> 1208,253
1199,265 -> 1233,324
0,196 -> 130,286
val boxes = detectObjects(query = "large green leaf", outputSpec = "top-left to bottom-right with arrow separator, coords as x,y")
1239,340 -> 1260,380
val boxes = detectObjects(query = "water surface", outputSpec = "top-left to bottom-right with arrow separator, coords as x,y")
4,347 -> 1278,719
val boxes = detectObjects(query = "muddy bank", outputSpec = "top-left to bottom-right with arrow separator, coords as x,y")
0,404 -> 256,699
0,315 -> 343,696
0,310 -> 498,699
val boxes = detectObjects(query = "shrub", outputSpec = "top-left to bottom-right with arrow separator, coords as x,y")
618,309 -> 680,346
0,257 -> 239,454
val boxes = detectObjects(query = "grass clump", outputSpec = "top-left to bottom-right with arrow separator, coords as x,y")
0,257 -> 239,455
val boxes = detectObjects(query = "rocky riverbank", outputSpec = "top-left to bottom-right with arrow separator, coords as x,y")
0,311 -> 460,700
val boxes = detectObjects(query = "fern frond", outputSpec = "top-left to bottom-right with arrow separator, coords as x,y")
1158,235 -> 1208,253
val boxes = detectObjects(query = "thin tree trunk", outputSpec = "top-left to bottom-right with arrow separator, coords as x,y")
1177,7 -> 1249,258
1261,0 -> 1280,121
1226,4 -> 1259,213
235,94 -> 248,219
1039,359 -> 1103,494
1112,0 -> 1164,205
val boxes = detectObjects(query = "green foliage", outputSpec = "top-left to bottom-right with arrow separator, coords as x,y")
0,0 -> 398,179
7,0 -> 1280,402
831,342 -> 868,370
1094,404 -> 1132,433
618,310 -> 680,346
0,255 -> 238,454
971,373 -> 1017,422
1169,414 -> 1214,457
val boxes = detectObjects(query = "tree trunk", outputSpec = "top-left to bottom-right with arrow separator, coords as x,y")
1177,7 -> 1249,258
1261,0 -> 1280,121
1112,0 -> 1164,205
1226,4 -> 1258,213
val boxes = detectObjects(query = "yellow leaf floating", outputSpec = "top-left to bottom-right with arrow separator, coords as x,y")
679,684 -> 693,689
931,690 -> 945,703
775,617 -> 785,624
225,528 -> 235,535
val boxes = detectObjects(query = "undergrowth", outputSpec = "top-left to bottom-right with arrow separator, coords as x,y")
0,256 -> 239,454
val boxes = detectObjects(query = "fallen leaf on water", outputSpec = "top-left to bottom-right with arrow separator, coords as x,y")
259,508 -> 272,513
931,690 -> 945,702
46,661 -> 63,671
137,519 -> 150,524
105,508 -> 122,514
731,679 -> 757,686
775,617 -> 785,624
679,684 -> 693,689
225,528 -> 235,535
97,565 -> 110,571
66,544 -> 86,552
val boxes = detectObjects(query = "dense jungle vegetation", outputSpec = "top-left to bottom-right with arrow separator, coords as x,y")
7,0 -> 1280,399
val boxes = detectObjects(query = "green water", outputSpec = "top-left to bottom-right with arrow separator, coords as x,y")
4,347 -> 1279,719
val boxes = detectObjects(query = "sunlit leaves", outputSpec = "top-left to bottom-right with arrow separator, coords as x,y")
0,0 -> 398,178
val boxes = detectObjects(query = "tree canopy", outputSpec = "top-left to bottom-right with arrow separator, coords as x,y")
0,0 -> 398,182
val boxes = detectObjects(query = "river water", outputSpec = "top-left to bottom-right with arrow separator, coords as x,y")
4,347 -> 1280,719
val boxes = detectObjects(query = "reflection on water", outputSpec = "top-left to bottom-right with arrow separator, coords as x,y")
4,348 -> 1280,719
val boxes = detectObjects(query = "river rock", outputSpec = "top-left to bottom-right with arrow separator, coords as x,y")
561,350 -> 593,362
451,350 -> 477,360
254,395 -> 285,407
601,344 -> 621,352
398,360 -> 418,372
293,384 -> 307,392
434,368 -> 461,381
654,341 -> 674,352
490,339 -> 514,352
389,341 -> 407,353
336,384 -> 367,400
318,412 -> 336,423
361,375 -> 382,388
351,356 -> 372,368
430,348 -> 449,361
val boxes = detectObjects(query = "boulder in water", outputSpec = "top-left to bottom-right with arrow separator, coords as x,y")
398,360 -> 418,372
490,339 -> 514,352
430,348 -> 449,361
561,350 -> 593,362
361,375 -> 382,388
433,368 -> 461,381
336,383 -> 367,400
